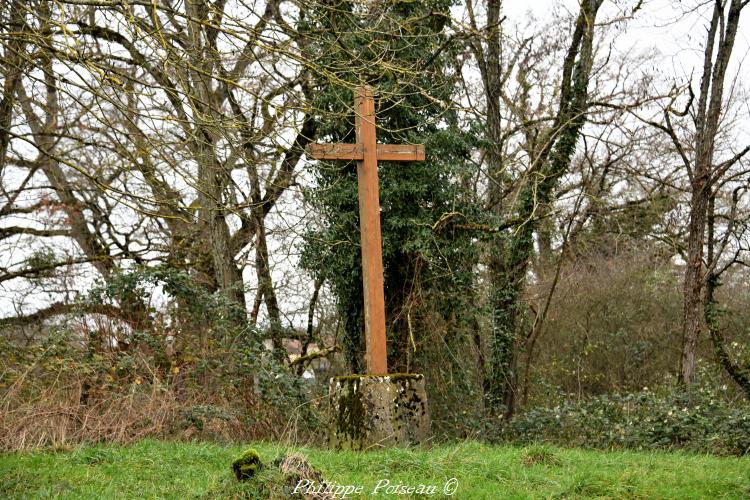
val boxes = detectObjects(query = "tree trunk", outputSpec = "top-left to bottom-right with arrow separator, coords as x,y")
186,0 -> 247,316
680,186 -> 708,385
198,157 -> 246,312
0,0 -> 26,177
679,0 -> 744,387
480,0 -> 602,418
254,212 -> 285,360
704,194 -> 750,398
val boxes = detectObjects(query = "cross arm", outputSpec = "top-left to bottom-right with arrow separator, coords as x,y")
376,144 -> 425,161
307,143 -> 425,162
307,143 -> 363,160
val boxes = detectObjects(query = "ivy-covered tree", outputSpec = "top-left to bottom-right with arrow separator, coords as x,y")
468,0 -> 606,419
300,0 -> 480,375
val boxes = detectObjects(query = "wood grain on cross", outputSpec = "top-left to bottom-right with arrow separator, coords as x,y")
306,85 -> 425,375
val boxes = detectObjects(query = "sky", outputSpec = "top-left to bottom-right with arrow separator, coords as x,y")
503,0 -> 750,86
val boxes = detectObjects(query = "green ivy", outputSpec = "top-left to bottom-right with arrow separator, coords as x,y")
300,0 -> 483,377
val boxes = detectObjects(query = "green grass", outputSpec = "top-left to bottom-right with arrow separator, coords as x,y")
1,440 -> 748,499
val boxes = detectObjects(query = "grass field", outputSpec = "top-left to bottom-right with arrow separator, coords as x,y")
1,440 -> 748,499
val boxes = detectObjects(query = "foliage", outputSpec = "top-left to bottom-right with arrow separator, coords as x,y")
86,265 -> 248,334
0,266 -> 316,452
300,0 -> 482,381
503,387 -> 750,456
524,250 -> 683,401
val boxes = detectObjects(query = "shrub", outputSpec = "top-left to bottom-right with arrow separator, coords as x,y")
0,266 -> 318,451
503,388 -> 750,455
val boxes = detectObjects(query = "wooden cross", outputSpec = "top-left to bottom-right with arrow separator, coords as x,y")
307,85 -> 425,375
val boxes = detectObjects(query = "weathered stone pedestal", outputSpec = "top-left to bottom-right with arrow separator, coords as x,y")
328,374 -> 430,450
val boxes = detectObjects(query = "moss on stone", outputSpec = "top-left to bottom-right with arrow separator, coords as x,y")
329,373 -> 430,450
231,448 -> 262,481
334,377 -> 367,447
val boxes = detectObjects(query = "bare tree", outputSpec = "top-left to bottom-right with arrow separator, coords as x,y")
0,0 -> 320,355
639,0 -> 750,387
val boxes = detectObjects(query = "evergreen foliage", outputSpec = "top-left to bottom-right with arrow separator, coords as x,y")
300,0 -> 482,376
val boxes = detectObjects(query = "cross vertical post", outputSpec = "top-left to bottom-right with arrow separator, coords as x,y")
354,86 -> 388,375
306,85 -> 425,375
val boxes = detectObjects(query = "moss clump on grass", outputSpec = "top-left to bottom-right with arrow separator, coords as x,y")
522,445 -> 561,466
231,448 -> 262,481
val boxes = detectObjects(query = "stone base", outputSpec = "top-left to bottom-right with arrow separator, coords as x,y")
328,374 -> 430,451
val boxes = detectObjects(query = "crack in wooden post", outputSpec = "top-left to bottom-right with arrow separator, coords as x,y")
306,85 -> 426,375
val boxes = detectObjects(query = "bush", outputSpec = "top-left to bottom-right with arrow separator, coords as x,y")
526,252 -> 683,402
0,266 -> 318,452
503,388 -> 750,455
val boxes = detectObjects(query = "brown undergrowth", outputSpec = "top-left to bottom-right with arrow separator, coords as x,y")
0,375 -> 283,452
0,337 -> 317,452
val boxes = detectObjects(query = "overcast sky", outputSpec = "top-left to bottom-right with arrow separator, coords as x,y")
497,0 -> 750,149
502,0 -> 750,83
